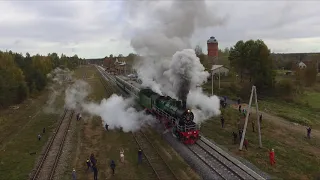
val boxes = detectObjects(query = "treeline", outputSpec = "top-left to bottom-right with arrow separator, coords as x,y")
213,39 -> 318,101
0,50 -> 85,108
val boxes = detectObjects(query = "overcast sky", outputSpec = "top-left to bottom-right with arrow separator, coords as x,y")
0,0 -> 319,58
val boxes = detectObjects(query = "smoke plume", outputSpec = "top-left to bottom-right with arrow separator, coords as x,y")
44,67 -> 73,114
64,80 -> 155,132
65,80 -> 91,110
187,88 -> 221,123
127,0 -> 225,122
83,94 -> 155,132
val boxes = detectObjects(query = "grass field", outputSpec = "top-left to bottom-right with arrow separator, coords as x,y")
201,107 -> 320,180
300,91 -> 320,109
63,65 -> 199,180
0,79 -> 67,179
259,100 -> 320,128
203,74 -> 320,128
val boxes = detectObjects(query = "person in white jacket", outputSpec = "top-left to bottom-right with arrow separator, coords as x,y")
120,148 -> 125,163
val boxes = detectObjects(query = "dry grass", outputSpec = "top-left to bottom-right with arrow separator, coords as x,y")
64,65 -> 198,179
201,107 -> 320,180
0,80 -> 67,179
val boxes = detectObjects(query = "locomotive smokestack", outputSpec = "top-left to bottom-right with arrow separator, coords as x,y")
182,100 -> 186,109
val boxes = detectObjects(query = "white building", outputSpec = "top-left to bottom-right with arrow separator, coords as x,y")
298,61 -> 307,69
211,65 -> 229,76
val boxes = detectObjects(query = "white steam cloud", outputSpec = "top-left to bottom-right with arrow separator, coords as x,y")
44,67 -> 73,114
187,89 -> 221,123
64,80 -> 155,132
83,94 -> 155,132
127,0 -> 224,123
65,80 -> 91,110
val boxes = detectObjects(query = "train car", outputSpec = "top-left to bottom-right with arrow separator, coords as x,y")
138,88 -> 200,144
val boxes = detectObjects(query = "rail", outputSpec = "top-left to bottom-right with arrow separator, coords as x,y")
49,111 -> 74,179
132,130 -> 178,180
97,66 -> 266,180
199,137 -> 265,180
31,109 -> 74,180
186,138 -> 264,180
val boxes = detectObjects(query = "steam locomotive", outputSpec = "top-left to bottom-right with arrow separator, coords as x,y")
115,76 -> 200,144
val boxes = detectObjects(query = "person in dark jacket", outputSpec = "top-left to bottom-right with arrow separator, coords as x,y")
252,121 -> 255,132
238,129 -> 243,141
105,123 -> 109,131
307,126 -> 312,139
232,132 -> 237,144
110,160 -> 116,175
90,153 -> 97,167
72,168 -> 77,180
138,149 -> 142,164
42,127 -> 46,134
92,165 -> 98,180
220,116 -> 225,128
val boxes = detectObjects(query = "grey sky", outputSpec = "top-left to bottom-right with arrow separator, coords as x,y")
0,0 -> 319,58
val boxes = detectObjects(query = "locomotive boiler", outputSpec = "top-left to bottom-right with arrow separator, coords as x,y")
138,88 -> 200,144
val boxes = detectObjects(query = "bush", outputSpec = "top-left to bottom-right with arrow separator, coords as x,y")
275,79 -> 295,100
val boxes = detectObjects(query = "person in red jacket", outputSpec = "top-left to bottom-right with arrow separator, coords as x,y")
269,149 -> 276,166
243,139 -> 248,150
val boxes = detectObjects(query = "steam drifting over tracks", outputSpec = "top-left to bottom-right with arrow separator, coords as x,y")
133,130 -> 178,180
31,109 -> 74,180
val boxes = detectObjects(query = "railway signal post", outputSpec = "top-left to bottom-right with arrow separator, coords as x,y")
239,85 -> 262,151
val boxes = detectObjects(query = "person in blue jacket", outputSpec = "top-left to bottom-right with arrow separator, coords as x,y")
110,160 -> 116,175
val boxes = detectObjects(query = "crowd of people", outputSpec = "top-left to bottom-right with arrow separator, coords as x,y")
71,148 -> 144,180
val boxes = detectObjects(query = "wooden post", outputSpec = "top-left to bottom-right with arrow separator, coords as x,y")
254,86 -> 262,148
211,71 -> 213,96
239,86 -> 254,150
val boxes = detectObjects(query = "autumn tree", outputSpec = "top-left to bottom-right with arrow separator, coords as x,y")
228,39 -> 275,91
0,50 -> 81,109
0,52 -> 28,107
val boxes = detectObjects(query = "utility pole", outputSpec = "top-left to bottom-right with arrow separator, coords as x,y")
239,85 -> 262,150
255,86 -> 262,148
211,71 -> 213,96
218,68 -> 221,89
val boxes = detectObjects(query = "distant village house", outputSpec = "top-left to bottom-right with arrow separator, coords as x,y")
211,65 -> 229,76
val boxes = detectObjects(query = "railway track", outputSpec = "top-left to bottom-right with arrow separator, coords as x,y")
31,109 -> 74,180
188,137 -> 262,180
132,130 -> 178,180
97,67 -> 267,180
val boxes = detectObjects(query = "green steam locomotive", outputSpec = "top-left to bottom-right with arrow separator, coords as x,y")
114,76 -> 200,144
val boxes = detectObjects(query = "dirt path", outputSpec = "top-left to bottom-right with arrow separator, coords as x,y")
231,103 -> 320,140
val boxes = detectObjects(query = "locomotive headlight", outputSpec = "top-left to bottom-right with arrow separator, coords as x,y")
187,109 -> 190,113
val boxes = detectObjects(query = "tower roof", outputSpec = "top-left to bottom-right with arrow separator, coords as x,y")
207,36 -> 218,44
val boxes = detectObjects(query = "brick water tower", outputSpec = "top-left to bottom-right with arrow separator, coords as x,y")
207,36 -> 219,65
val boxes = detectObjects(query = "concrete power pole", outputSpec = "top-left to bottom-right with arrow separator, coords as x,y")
239,85 -> 262,150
